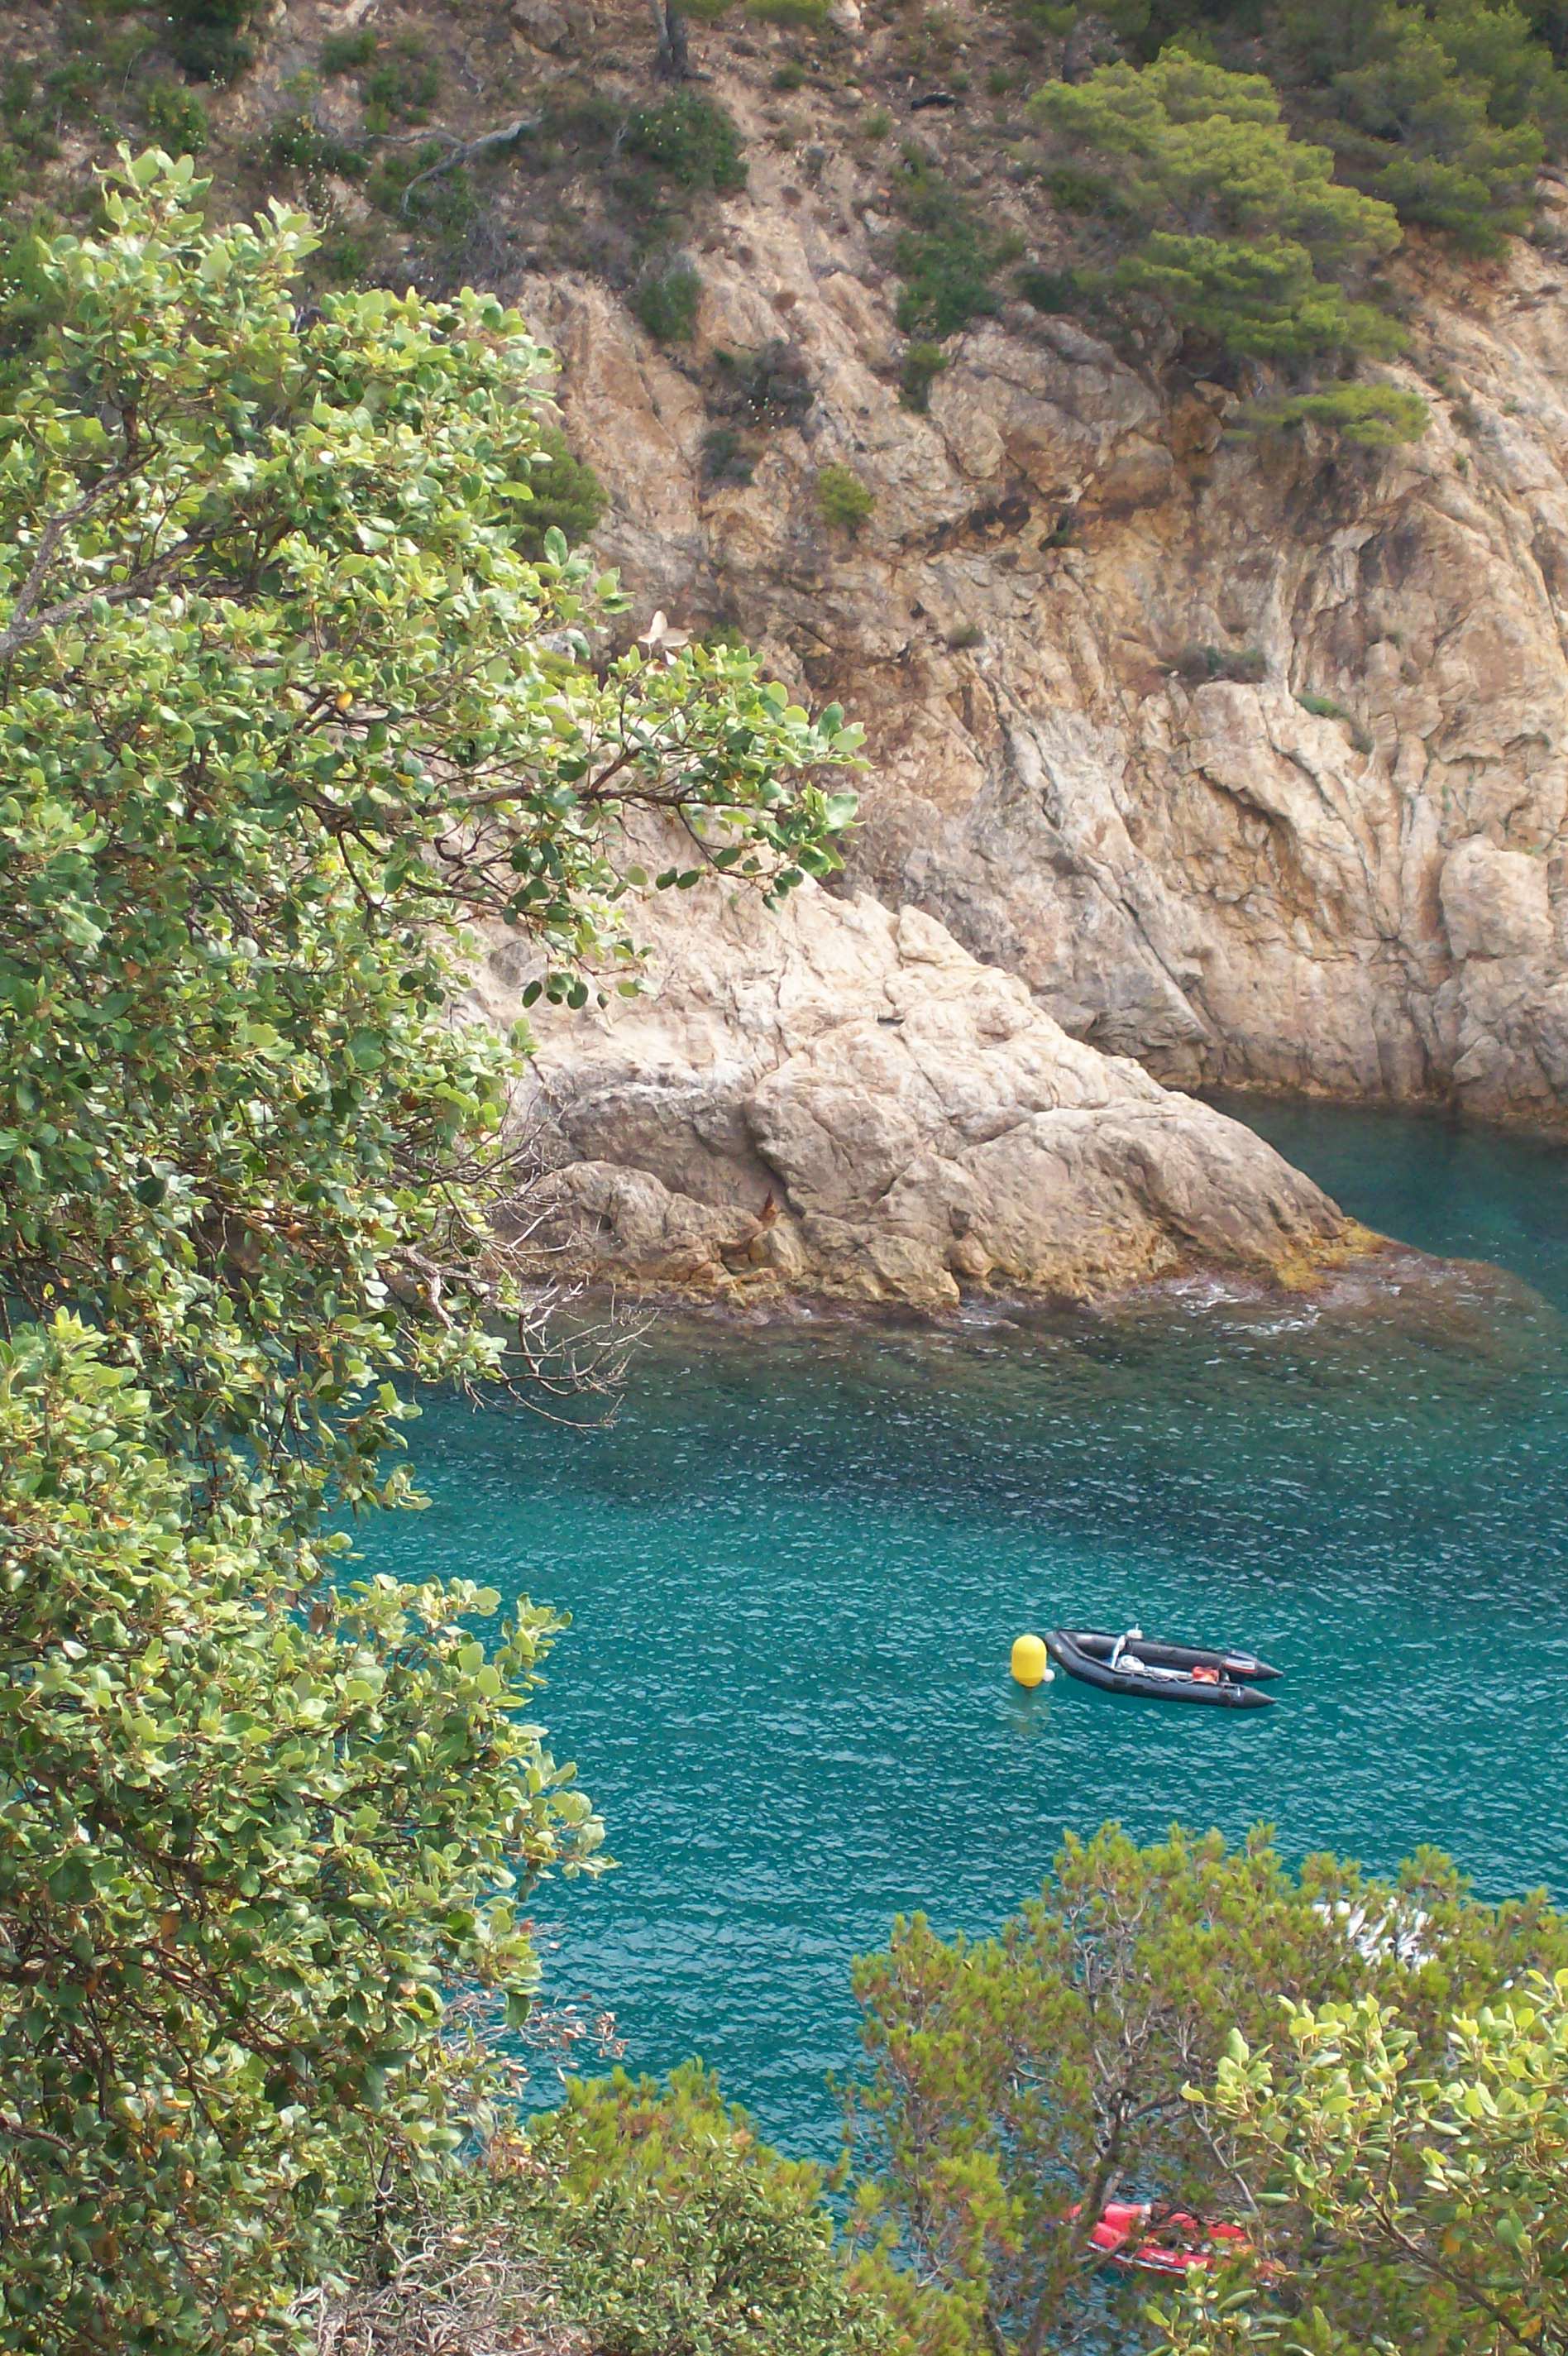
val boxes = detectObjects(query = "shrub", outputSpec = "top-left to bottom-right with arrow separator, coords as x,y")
367,144 -> 477,236
311,227 -> 373,286
712,338 -> 815,423
511,427 -> 609,555
1241,381 -> 1432,444
1045,160 -> 1121,212
750,0 -> 834,22
892,150 -> 1003,336
514,2066 -> 888,2355
773,58 -> 809,88
263,109 -> 368,178
1177,643 -> 1269,684
165,0 -> 255,83
628,90 -> 748,192
1031,53 -> 1405,362
861,105 -> 893,138
320,26 -> 379,73
363,35 -> 440,128
1298,688 -> 1358,723
328,2065 -> 892,2356
1016,262 -> 1078,311
896,224 -> 1002,336
899,337 -> 949,409
633,262 -> 702,342
702,425 -> 757,485
141,79 -> 209,154
816,461 -> 876,534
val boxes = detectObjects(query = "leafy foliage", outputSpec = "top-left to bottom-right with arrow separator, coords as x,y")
1032,54 -> 1403,362
261,109 -> 368,180
511,424 -> 610,557
1240,381 -> 1432,443
899,338 -> 949,410
816,462 -> 877,534
1158,1972 -> 1568,2356
0,153 -> 861,2350
634,262 -> 704,342
140,79 -> 210,156
892,149 -> 1005,338
514,2064 -> 891,2354
362,35 -> 441,130
0,152 -> 859,1534
319,26 -> 380,74
0,1317 -> 601,2353
165,0 -> 256,84
845,1824 -> 1568,2355
628,92 -> 748,193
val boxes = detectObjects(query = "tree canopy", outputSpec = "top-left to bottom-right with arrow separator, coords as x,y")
0,152 -> 858,2353
844,1824 -> 1568,2356
0,150 -> 858,1534
1031,55 -> 1405,364
1158,1972 -> 1568,2356
0,1314 -> 599,2352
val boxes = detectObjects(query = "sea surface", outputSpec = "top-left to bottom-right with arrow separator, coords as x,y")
361,1096 -> 1568,2152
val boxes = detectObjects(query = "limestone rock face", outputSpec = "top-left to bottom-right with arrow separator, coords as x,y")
517,88 -> 1568,1132
470,879 -> 1358,1308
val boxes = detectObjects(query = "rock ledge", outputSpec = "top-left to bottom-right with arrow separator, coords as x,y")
471,875 -> 1371,1311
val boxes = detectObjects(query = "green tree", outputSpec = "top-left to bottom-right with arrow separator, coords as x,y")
0,1314 -> 601,2353
1333,6 -> 1549,247
844,1825 -> 1568,2355
0,151 -> 857,1539
1156,1972 -> 1568,2356
1030,52 -> 1404,360
0,151 -> 859,2352
520,2062 -> 891,2354
1239,381 -> 1431,443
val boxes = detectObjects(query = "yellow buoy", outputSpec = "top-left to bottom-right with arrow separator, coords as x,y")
1011,1632 -> 1051,1688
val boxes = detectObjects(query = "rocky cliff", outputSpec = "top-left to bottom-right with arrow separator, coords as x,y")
514,85 -> 1568,1133
15,0 -> 1567,1301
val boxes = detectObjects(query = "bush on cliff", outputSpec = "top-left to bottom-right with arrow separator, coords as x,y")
1038,0 -> 1567,250
521,2064 -> 890,2355
0,150 -> 858,2351
1031,54 -> 1406,364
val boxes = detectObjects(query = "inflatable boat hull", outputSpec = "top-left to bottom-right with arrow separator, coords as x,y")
1045,1628 -> 1275,1707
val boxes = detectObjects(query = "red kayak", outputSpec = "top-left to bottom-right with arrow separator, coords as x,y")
1075,2200 -> 1253,2277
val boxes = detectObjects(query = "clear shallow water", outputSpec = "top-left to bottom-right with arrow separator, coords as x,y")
363,1098 -> 1568,2153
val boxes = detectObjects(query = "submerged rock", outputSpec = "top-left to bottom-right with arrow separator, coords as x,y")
471,875 -> 1368,1310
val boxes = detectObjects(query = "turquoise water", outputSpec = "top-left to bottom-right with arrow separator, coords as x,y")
364,1099 -> 1568,2152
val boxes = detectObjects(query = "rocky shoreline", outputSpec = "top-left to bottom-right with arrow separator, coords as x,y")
473,867 -> 1387,1312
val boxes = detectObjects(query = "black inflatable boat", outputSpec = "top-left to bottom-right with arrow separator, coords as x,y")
1044,1628 -> 1279,1708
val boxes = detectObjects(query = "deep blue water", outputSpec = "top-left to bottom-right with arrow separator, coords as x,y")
362,1097 -> 1568,2152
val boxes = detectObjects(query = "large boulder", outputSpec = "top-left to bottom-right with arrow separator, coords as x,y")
468,874 -> 1365,1310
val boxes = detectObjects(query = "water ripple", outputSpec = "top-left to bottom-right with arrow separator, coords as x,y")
362,1098 -> 1568,2152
